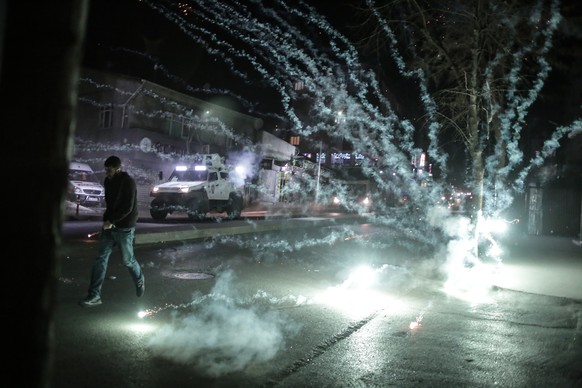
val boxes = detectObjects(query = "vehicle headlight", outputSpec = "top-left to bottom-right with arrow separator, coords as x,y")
152,186 -> 159,193
333,196 -> 341,205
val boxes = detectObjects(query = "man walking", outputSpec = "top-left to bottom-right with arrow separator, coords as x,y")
79,156 -> 145,307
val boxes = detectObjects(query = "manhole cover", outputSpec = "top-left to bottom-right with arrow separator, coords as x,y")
164,271 -> 215,280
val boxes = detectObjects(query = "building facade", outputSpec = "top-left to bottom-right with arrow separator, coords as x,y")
73,68 -> 297,208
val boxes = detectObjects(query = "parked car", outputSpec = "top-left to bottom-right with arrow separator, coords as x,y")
67,162 -> 105,207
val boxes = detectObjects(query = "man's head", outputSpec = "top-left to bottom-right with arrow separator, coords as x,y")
104,156 -> 122,178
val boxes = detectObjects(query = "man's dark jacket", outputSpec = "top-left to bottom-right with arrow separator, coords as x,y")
103,171 -> 139,228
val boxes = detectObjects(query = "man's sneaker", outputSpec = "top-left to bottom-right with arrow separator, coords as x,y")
136,277 -> 145,297
79,295 -> 102,307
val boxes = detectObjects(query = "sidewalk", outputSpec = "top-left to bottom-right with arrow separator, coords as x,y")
135,199 -> 341,220
66,199 -> 336,221
493,233 -> 582,300
133,201 -> 353,245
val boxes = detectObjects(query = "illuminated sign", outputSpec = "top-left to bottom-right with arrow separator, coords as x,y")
332,152 -> 351,160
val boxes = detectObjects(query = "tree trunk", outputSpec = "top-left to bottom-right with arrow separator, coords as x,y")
468,30 -> 484,216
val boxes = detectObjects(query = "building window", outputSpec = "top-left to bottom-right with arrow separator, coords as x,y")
181,119 -> 194,139
99,104 -> 112,128
167,113 -> 189,138
294,80 -> 304,91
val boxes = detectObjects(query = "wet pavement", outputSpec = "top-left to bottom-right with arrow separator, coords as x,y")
55,207 -> 582,387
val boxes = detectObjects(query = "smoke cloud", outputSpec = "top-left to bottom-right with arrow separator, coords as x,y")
147,270 -> 301,376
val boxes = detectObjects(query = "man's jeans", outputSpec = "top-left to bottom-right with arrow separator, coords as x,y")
87,227 -> 143,298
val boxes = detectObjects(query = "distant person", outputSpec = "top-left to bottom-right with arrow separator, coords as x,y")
79,156 -> 145,307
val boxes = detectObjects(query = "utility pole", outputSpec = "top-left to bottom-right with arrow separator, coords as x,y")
316,141 -> 322,203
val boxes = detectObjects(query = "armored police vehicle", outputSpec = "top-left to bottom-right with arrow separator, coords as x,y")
149,154 -> 244,221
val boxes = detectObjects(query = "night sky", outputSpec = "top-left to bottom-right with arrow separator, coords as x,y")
82,0 -> 581,172
83,1 -> 580,117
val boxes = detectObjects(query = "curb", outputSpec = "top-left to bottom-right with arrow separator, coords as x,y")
134,216 -> 344,245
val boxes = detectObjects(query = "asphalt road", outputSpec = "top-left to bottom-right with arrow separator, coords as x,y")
54,213 -> 582,387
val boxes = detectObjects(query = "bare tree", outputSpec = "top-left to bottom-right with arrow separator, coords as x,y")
356,0 -> 580,217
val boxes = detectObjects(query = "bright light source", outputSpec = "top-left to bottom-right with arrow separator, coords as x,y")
194,165 -> 207,171
316,288 -> 390,317
487,243 -> 502,258
125,322 -> 156,334
313,264 -> 398,317
345,265 -> 377,288
480,217 -> 508,235
442,260 -> 495,305
175,165 -> 187,171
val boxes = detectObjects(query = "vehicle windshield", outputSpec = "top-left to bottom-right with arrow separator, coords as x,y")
169,170 -> 208,182
68,169 -> 100,183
